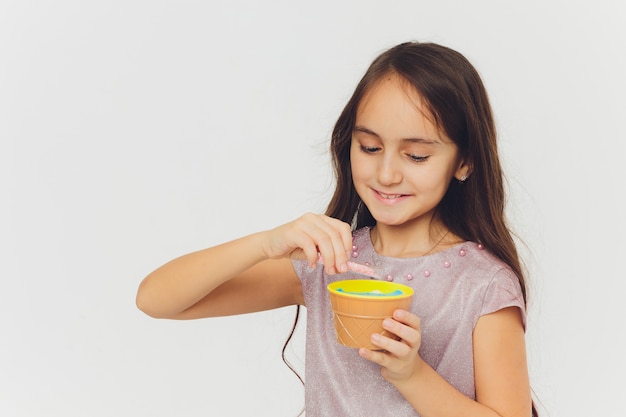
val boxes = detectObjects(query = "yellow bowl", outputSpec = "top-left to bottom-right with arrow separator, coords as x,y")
327,280 -> 414,349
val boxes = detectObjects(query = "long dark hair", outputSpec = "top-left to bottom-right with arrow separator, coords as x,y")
284,41 -> 538,416
325,41 -> 528,304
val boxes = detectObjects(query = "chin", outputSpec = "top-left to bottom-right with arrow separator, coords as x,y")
370,209 -> 432,229
370,213 -> 410,227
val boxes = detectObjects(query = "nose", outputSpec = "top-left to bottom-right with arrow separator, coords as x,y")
377,154 -> 402,186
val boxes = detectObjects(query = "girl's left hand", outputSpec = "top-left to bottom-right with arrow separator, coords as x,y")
359,309 -> 424,384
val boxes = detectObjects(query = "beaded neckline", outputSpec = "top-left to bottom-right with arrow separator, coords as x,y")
350,227 -> 485,282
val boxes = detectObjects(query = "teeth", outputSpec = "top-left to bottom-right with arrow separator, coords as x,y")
380,193 -> 401,199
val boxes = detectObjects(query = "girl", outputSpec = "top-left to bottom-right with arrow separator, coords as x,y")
137,42 -> 535,417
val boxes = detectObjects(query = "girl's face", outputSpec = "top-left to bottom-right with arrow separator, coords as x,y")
350,74 -> 469,229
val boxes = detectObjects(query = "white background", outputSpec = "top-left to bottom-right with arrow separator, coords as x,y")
1,1 -> 625,416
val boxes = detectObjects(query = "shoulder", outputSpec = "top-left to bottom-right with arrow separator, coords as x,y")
464,245 -> 523,298
459,243 -> 510,276
434,242 -> 525,317
447,243 -> 520,291
431,242 -> 512,287
455,243 -> 526,327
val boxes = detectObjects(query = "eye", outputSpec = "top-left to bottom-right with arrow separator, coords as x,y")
406,153 -> 430,163
360,145 -> 381,154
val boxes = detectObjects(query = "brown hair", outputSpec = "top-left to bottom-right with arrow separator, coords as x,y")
325,41 -> 528,304
286,41 -> 537,416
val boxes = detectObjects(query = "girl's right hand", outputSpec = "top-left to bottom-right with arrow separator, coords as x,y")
261,213 -> 353,275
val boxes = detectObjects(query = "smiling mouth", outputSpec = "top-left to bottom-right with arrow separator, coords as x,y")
375,190 -> 408,199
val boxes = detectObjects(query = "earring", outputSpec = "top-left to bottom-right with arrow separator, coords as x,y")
458,174 -> 468,183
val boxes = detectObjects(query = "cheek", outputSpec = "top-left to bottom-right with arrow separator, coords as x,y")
349,149 -> 366,181
350,162 -> 365,188
350,157 -> 376,189
413,168 -> 452,194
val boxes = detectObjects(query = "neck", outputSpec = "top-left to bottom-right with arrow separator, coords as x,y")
370,222 -> 461,258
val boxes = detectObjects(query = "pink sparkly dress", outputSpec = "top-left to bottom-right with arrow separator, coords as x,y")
292,227 -> 526,416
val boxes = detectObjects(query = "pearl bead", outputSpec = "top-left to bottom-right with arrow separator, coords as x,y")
477,244 -> 484,250
459,249 -> 466,257
352,251 -> 359,258
352,244 -> 358,251
406,273 -> 413,281
423,270 -> 431,277
385,275 -> 394,281
443,261 -> 451,268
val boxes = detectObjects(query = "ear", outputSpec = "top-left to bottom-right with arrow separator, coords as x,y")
454,158 -> 472,182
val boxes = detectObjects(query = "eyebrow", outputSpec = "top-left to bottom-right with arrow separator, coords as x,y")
353,125 -> 439,144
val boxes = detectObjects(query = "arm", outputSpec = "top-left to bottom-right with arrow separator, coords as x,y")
136,213 -> 353,319
136,232 -> 301,319
360,307 -> 531,417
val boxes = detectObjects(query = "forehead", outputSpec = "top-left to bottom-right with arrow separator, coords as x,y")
355,73 -> 443,140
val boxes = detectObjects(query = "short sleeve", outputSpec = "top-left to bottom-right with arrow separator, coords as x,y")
292,258 -> 314,284
480,268 -> 527,329
291,258 -> 325,303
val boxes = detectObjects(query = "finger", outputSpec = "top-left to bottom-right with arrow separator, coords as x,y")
327,217 -> 352,273
382,318 -> 421,355
313,217 -> 351,274
326,217 -> 353,266
392,309 -> 421,331
285,214 -> 335,270
300,244 -> 320,269
370,331 -> 412,358
358,346 -> 388,366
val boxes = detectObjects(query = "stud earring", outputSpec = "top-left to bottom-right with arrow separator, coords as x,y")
458,174 -> 468,183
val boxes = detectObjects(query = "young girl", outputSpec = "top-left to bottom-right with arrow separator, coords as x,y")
137,42 -> 535,417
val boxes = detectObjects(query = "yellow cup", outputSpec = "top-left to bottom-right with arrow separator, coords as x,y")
327,280 -> 414,349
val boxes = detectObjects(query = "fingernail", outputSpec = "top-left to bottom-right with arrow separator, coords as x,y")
338,263 -> 348,273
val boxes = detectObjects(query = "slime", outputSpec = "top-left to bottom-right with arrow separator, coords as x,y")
336,288 -> 404,297
346,261 -> 381,279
